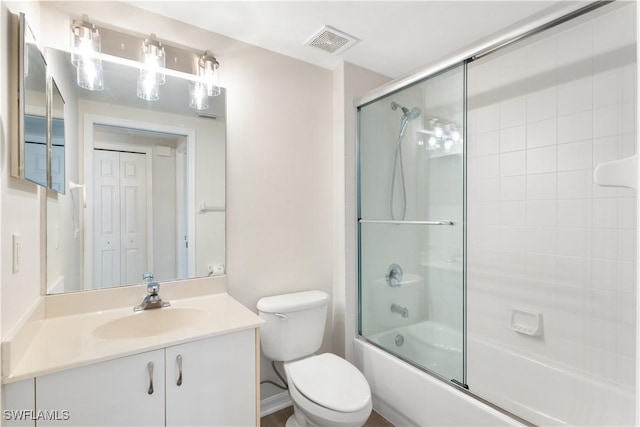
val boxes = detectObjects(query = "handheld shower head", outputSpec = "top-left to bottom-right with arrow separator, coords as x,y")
391,101 -> 421,121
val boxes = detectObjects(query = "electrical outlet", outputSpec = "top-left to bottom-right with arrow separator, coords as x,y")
12,233 -> 21,273
208,264 -> 225,276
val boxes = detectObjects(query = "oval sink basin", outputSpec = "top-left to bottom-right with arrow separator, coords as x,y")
94,308 -> 209,340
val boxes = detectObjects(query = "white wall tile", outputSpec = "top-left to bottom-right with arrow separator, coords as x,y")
557,199 -> 592,228
500,97 -> 526,128
593,5 -> 636,55
500,126 -> 526,153
558,110 -> 593,144
526,226 -> 556,255
500,176 -> 526,201
527,200 -> 556,227
621,102 -> 635,134
556,256 -> 591,286
473,131 -> 500,157
558,140 -> 593,171
526,253 -> 557,282
472,178 -> 499,202
558,77 -> 593,116
500,201 -> 527,226
526,35 -> 557,83
557,228 -> 590,257
500,151 -> 526,177
618,261 -> 636,294
593,70 -> 620,109
475,154 -> 500,179
527,89 -> 557,123
527,118 -> 557,149
556,21 -> 593,69
593,105 -> 619,139
499,226 -> 528,254
593,136 -> 621,165
527,173 -> 557,200
472,104 -> 500,134
557,170 -> 593,199
593,198 -> 621,229
527,147 -> 557,175
591,229 -> 620,260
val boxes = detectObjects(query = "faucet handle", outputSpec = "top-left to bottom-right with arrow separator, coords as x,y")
147,281 -> 160,295
143,272 -> 154,284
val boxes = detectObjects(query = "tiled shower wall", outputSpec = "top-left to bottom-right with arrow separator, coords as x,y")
466,3 -> 636,426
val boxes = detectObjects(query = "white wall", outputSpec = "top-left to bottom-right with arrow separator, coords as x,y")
466,3 -> 636,425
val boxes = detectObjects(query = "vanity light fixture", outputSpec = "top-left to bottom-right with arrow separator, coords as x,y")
137,34 -> 165,101
70,15 -> 103,91
69,15 -> 222,109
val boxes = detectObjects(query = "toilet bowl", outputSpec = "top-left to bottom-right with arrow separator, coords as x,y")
257,291 -> 372,427
284,353 -> 372,427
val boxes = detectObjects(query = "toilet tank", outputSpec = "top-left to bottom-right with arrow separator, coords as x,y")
257,291 -> 329,362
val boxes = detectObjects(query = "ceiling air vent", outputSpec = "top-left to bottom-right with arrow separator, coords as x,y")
304,25 -> 358,55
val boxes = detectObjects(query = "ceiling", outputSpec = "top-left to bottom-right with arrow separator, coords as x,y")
127,1 -> 579,79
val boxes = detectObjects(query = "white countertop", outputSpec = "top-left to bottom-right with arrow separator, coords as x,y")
4,292 -> 263,383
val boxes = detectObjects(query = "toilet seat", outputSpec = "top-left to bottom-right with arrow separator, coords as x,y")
286,353 -> 371,413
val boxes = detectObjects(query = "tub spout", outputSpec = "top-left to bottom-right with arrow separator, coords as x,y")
391,303 -> 409,318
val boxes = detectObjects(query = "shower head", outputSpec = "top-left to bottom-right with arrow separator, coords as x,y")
391,101 -> 421,121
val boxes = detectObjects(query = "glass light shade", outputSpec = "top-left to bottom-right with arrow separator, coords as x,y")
199,51 -> 220,97
189,81 -> 209,110
76,58 -> 104,91
140,35 -> 165,85
71,17 -> 100,68
137,69 -> 160,101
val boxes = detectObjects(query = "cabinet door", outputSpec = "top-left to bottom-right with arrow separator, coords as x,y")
166,329 -> 256,426
3,379 -> 35,427
36,350 -> 164,426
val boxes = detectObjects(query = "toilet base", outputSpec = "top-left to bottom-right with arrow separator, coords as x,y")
285,406 -> 309,427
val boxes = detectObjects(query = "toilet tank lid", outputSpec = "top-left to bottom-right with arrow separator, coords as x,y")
257,291 -> 329,313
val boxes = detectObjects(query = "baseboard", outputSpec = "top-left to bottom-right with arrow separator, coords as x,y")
260,391 -> 293,417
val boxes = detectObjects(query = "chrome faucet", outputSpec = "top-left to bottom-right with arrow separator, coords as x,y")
134,272 -> 170,312
390,303 -> 409,318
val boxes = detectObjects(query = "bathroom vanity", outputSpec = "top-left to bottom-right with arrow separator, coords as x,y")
2,278 -> 263,427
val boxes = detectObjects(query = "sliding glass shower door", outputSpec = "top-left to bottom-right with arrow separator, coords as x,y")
358,64 -> 465,383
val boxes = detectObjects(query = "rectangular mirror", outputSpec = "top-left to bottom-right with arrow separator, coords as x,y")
44,47 -> 226,294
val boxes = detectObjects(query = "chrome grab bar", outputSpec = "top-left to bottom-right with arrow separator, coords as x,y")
358,219 -> 455,226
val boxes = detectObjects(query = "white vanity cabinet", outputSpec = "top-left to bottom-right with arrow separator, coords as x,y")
36,349 -> 165,426
30,329 -> 256,427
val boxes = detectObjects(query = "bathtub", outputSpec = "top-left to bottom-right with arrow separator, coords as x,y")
367,321 -> 463,382
354,320 -> 636,426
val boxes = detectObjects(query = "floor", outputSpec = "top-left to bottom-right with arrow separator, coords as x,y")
260,406 -> 394,427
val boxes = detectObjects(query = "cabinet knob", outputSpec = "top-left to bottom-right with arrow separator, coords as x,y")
176,355 -> 183,386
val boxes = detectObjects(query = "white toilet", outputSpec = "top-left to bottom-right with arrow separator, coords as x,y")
257,290 -> 372,427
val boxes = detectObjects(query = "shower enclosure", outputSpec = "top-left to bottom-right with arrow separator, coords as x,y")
357,2 -> 636,425
358,65 -> 465,383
